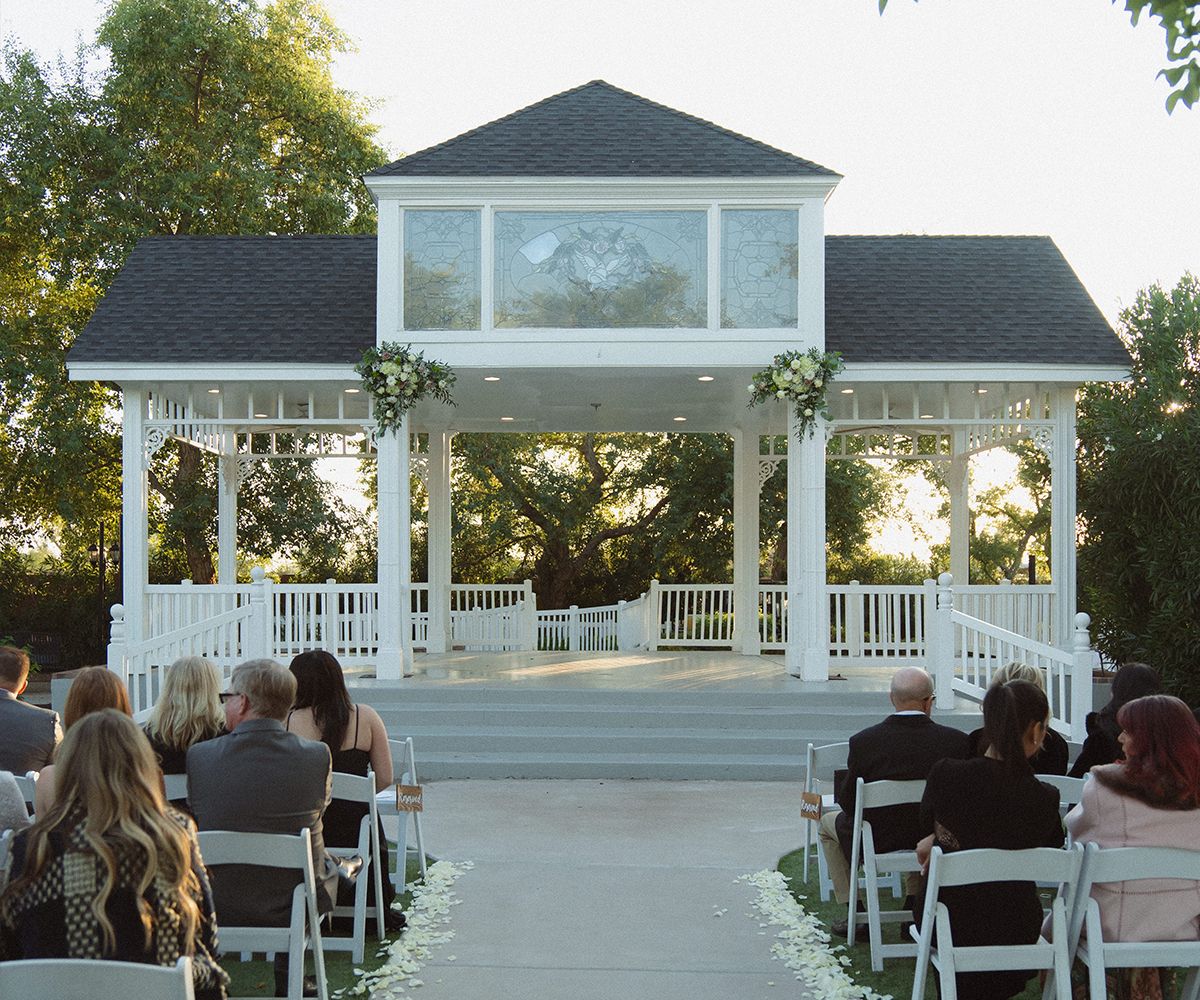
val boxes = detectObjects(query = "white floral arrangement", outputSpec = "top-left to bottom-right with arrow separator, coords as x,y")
355,342 -> 456,433
747,347 -> 844,437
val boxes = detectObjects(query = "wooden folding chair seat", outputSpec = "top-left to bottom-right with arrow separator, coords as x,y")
803,740 -> 849,898
0,955 -> 194,1000
387,736 -> 427,889
322,769 -> 387,963
1071,843 -> 1200,1000
912,844 -> 1085,1000
847,777 -> 926,970
196,828 -> 329,1000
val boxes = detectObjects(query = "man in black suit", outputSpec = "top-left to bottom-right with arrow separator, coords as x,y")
0,646 -> 62,775
817,666 -> 970,937
188,658 -> 333,998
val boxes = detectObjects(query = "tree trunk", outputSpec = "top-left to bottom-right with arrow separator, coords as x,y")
175,441 -> 216,584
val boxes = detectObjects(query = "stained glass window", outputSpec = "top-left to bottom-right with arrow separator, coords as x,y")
494,211 -> 707,328
403,210 -> 481,330
721,210 -> 798,328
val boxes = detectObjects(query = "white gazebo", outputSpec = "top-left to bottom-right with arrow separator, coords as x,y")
67,81 -> 1128,733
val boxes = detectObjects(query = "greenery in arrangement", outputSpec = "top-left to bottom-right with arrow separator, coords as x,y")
355,343 -> 456,434
748,348 -> 845,438
1077,273 -> 1200,702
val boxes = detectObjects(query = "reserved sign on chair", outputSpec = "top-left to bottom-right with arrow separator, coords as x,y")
800,791 -> 822,821
395,785 -> 423,812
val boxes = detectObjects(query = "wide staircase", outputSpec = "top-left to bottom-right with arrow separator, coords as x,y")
357,685 -> 983,781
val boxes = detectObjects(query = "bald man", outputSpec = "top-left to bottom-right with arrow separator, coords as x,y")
818,666 -> 970,938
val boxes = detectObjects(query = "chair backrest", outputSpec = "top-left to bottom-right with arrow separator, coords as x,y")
0,954 -> 194,1000
13,770 -> 38,805
807,741 -> 850,787
1037,774 -> 1087,807
162,772 -> 189,801
389,736 -> 420,785
858,777 -> 927,813
929,844 -> 1084,891
0,827 -> 12,889
197,827 -> 314,877
331,769 -> 374,804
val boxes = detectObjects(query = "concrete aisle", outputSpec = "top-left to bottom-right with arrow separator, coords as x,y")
384,779 -> 817,1000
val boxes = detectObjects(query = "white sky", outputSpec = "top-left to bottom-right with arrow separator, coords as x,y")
3,0 -> 1198,325
3,0 -> 1195,562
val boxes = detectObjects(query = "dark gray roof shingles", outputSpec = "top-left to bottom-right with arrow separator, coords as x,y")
67,235 -> 376,366
67,235 -> 1128,369
367,80 -> 840,178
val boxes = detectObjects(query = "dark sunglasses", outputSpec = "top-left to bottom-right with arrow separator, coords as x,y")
219,691 -> 243,704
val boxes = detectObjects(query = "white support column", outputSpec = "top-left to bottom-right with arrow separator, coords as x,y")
376,416 -> 411,679
732,429 -> 762,655
121,388 -> 149,648
425,427 -> 453,654
948,433 -> 970,587
217,455 -> 238,585
1051,387 -> 1078,650
786,417 -> 829,680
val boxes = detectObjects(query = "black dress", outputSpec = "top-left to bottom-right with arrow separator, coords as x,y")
917,757 -> 1065,1000
967,726 -> 1070,775
1067,710 -> 1122,777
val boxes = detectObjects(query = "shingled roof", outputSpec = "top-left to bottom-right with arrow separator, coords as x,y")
66,234 -> 1126,368
367,81 -> 839,178
824,235 -> 1127,365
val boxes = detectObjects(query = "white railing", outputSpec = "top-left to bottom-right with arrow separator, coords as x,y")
929,573 -> 1092,740
954,583 -> 1056,647
448,583 -> 534,650
537,604 -> 619,651
758,585 -> 788,649
828,582 -> 931,661
653,583 -> 735,647
272,583 -> 379,662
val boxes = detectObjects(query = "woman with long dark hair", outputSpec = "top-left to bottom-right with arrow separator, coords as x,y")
915,680 -> 1064,1000
1068,662 -> 1162,777
1065,694 -> 1200,1000
285,650 -> 401,925
0,709 -> 228,998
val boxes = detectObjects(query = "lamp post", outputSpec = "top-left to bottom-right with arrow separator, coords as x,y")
88,523 -> 121,659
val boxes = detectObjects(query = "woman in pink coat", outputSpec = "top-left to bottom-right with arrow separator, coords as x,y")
1065,694 -> 1200,999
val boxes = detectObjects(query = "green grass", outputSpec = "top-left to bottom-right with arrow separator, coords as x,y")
777,847 -> 1051,1000
219,855 -> 427,997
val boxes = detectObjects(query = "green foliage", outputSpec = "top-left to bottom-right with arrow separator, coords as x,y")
879,0 -> 1200,111
1077,274 -> 1200,701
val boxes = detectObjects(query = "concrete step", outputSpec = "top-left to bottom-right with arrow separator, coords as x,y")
354,685 -> 983,781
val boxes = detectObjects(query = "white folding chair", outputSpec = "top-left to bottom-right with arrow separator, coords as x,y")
912,844 -> 1085,1000
196,828 -> 329,1000
847,777 -> 926,970
803,740 -> 849,895
1037,774 -> 1088,820
14,769 -> 38,810
0,828 -> 13,891
1071,843 -> 1200,1000
387,737 -> 427,888
1065,741 -> 1085,770
0,955 -> 194,1000
322,769 -> 387,963
162,772 -> 189,801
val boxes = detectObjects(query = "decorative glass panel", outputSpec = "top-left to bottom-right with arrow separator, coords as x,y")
404,210 -> 481,330
494,211 -> 706,328
721,210 -> 798,328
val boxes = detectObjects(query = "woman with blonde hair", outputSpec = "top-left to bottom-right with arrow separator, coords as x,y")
144,656 -> 226,776
967,661 -> 1069,774
0,709 -> 228,999
34,665 -> 133,817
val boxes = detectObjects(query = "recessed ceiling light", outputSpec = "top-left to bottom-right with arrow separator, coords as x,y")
344,387 -> 360,393
977,388 -> 988,393
841,388 -> 854,394
484,376 -> 500,382
254,413 -> 268,418
697,375 -> 713,382
920,414 -> 933,419
673,416 -> 687,422
501,416 -> 514,422
208,388 -> 220,394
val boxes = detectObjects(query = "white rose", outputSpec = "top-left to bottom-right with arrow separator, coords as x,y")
804,408 -> 814,416
776,390 -> 786,399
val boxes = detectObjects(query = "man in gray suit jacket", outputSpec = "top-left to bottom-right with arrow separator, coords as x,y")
0,646 -> 62,775
188,658 -> 333,997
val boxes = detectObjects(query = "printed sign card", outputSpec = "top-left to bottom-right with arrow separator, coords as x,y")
800,791 -> 822,822
395,785 -> 423,812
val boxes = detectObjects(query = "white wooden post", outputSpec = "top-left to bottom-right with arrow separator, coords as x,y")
523,579 -> 536,651
732,428 -> 761,655
121,388 -> 149,649
244,567 -> 271,661
948,439 -> 970,589
1072,612 -> 1094,742
847,580 -> 864,659
322,578 -> 337,656
426,427 -> 452,654
787,416 -> 829,680
217,455 -> 238,585
375,417 -> 409,680
933,572 -> 955,710
647,579 -> 660,652
998,577 -> 1014,633
568,605 -> 580,651
1052,387 -> 1079,650
107,603 -> 127,689
922,577 -> 937,660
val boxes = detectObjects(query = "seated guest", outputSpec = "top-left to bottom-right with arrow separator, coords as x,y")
1064,694 -> 1200,1000
188,658 -> 333,998
0,770 -> 29,835
1069,662 -> 1161,777
34,665 -> 132,819
967,662 -> 1069,774
0,645 -> 62,775
287,650 -> 401,926
144,656 -> 226,810
916,680 -> 1064,1000
0,709 -> 229,999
